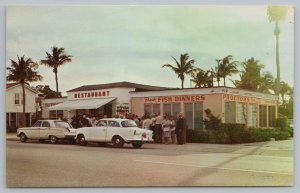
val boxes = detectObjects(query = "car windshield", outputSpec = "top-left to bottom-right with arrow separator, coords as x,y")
54,121 -> 72,128
121,120 -> 137,127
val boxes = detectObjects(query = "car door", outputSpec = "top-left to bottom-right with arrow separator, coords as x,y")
92,120 -> 107,142
26,121 -> 42,139
39,121 -> 51,139
106,120 -> 121,142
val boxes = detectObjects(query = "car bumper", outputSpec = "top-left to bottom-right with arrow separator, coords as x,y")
65,134 -> 76,139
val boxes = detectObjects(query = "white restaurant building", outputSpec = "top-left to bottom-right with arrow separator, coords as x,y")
45,81 -> 278,129
46,82 -> 168,122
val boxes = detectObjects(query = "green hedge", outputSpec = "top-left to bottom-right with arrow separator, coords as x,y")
187,124 -> 291,144
276,117 -> 288,130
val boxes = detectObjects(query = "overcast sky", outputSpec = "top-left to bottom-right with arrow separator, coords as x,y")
6,5 -> 294,95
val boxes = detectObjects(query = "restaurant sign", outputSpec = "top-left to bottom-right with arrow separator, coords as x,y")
144,95 -> 205,103
73,90 -> 110,99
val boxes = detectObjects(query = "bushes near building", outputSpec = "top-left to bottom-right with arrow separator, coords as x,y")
187,109 -> 292,144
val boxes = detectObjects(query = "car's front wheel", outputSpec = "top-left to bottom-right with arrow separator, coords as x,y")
78,135 -> 87,146
19,133 -> 27,143
132,141 -> 143,148
112,136 -> 124,148
49,135 -> 58,144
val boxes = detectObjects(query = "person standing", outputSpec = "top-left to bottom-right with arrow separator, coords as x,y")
175,112 -> 187,145
154,113 -> 163,143
169,116 -> 176,144
162,116 -> 171,144
142,115 -> 151,130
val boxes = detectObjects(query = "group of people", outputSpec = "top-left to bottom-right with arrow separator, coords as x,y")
69,112 -> 188,145
130,112 -> 187,145
70,113 -> 103,128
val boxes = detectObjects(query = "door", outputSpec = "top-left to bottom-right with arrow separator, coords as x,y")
106,120 -> 121,142
104,104 -> 112,118
26,121 -> 42,139
92,120 -> 107,141
39,121 -> 51,139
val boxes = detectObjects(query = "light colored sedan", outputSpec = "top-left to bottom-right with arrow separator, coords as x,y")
17,120 -> 76,144
75,118 -> 153,148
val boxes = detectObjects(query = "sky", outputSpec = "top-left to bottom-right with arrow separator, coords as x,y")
6,5 -> 294,95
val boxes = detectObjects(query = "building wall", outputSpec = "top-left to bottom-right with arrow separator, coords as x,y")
203,94 -> 223,119
41,98 -> 68,119
6,85 -> 37,113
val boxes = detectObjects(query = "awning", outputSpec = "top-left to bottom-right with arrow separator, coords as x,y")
48,98 -> 116,110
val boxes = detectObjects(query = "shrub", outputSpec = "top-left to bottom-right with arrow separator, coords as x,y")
203,108 -> 221,130
276,116 -> 288,130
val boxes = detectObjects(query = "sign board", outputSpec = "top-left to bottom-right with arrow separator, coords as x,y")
144,95 -> 205,103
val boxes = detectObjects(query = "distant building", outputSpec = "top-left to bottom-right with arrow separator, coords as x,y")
6,83 -> 38,131
48,81 -> 168,121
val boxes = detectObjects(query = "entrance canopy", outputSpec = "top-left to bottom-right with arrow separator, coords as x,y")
48,98 -> 116,110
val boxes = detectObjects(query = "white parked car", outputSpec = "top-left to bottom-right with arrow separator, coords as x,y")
17,120 -> 77,144
75,118 -> 153,148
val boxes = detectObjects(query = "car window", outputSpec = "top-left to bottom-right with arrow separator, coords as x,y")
54,121 -> 71,128
121,120 -> 137,127
42,121 -> 50,127
33,121 -> 42,127
96,120 -> 107,127
108,121 -> 120,127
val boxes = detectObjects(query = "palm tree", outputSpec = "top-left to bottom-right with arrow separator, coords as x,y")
279,81 -> 292,103
162,53 -> 195,88
191,68 -> 211,88
41,46 -> 72,94
7,56 -> 43,127
267,6 -> 289,95
215,59 -> 222,86
218,55 -> 239,86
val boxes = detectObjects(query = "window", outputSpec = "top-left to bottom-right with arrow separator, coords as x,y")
97,120 -> 107,127
42,121 -> 50,127
14,93 -> 23,104
15,93 -> 20,104
184,103 -> 193,130
49,110 -> 64,120
121,120 -> 137,127
153,104 -> 160,114
54,121 -> 71,128
259,105 -> 267,127
162,103 -> 181,119
108,120 -> 120,127
268,106 -> 276,127
225,101 -> 236,123
172,103 -> 181,119
247,104 -> 257,128
163,104 -> 171,116
194,103 -> 203,129
144,104 -> 161,115
237,103 -> 247,124
144,104 -> 152,115
33,121 -> 42,127
184,102 -> 203,130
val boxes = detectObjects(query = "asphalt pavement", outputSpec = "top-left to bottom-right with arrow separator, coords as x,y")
6,133 -> 293,187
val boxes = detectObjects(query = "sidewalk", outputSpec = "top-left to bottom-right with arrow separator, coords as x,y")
6,132 -> 18,141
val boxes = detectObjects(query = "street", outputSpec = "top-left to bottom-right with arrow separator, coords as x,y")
6,139 -> 293,187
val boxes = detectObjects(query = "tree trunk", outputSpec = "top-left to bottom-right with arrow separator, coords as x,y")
21,83 -> 26,127
275,21 -> 281,96
223,77 -> 226,87
181,79 -> 184,88
55,70 -> 59,93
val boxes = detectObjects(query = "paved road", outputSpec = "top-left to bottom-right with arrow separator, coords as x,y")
6,139 -> 293,187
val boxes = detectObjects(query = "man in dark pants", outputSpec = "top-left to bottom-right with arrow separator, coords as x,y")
154,113 -> 163,143
175,112 -> 187,145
